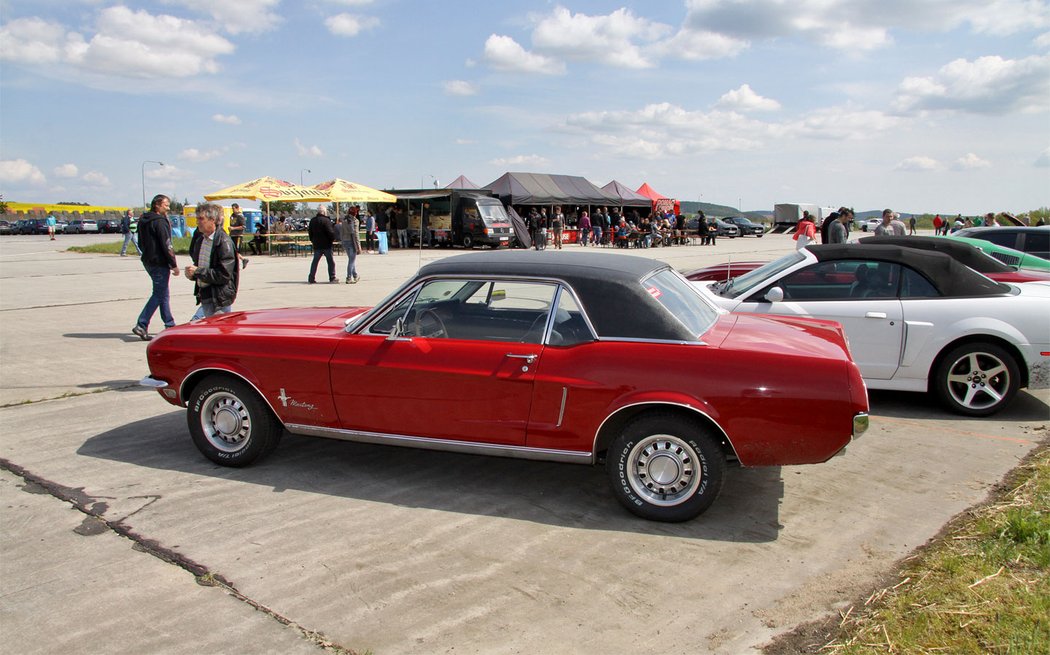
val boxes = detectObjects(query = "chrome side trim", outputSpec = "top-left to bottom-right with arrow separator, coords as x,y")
595,336 -> 706,346
285,423 -> 594,464
556,386 -> 568,427
139,376 -> 168,389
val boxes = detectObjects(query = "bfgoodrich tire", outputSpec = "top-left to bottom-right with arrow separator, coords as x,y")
187,374 -> 283,466
934,342 -> 1020,416
606,413 -> 725,522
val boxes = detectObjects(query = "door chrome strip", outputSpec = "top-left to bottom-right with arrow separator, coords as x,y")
284,423 -> 594,464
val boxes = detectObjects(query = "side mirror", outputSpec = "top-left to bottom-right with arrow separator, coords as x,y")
386,316 -> 405,340
764,287 -> 785,303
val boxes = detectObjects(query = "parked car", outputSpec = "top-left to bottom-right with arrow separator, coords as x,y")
97,218 -> 122,233
951,226 -> 1049,261
16,218 -> 47,234
0,220 -> 12,235
142,251 -> 869,522
947,235 -> 1050,271
724,217 -> 765,236
686,237 -> 1050,284
693,244 -> 1050,416
714,219 -> 740,238
859,218 -> 882,232
65,219 -> 99,234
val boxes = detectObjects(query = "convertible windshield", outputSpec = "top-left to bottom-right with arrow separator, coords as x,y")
722,251 -> 806,298
643,270 -> 721,338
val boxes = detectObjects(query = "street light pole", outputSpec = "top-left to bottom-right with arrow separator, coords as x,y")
141,160 -> 164,210
300,168 -> 311,186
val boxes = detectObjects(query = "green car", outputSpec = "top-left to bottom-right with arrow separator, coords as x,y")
947,235 -> 1050,271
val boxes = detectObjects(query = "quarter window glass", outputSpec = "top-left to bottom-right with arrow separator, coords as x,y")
548,290 -> 594,346
900,267 -> 939,298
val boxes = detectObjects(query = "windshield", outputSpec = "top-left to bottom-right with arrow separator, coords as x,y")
477,201 -> 509,224
721,251 -> 806,298
643,269 -> 721,338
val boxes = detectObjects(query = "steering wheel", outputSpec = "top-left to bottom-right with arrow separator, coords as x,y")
521,313 -> 548,343
413,309 -> 448,339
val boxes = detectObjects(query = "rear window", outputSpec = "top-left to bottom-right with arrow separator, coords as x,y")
642,269 -> 720,338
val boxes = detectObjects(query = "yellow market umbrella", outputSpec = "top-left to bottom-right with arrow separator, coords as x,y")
310,178 -> 397,204
204,176 -> 329,203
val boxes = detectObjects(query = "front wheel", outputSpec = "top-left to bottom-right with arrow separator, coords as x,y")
606,414 -> 725,522
187,374 -> 283,466
934,342 -> 1020,416
462,233 -> 474,249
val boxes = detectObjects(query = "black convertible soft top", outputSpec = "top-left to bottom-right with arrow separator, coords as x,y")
857,236 -> 1012,273
419,251 -> 696,340
807,244 -> 1010,297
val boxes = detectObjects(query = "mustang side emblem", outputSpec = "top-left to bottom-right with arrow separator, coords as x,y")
278,388 -> 316,411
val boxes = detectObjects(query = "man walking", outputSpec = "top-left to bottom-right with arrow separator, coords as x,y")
132,194 -> 178,341
307,205 -> 338,284
874,208 -> 906,236
184,203 -> 238,319
119,209 -> 138,256
46,212 -> 57,240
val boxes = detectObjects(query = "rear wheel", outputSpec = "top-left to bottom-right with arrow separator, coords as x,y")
462,233 -> 474,249
187,374 -> 282,466
934,342 -> 1019,416
606,414 -> 725,522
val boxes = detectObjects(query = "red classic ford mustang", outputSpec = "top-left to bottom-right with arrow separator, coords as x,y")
142,251 -> 869,522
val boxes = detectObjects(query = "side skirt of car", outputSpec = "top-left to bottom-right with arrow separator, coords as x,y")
285,423 -> 595,464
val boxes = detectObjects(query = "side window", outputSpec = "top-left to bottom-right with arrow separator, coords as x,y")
900,267 -> 939,298
982,232 -> 1017,249
1022,231 -> 1049,258
773,261 -> 863,300
548,289 -> 594,346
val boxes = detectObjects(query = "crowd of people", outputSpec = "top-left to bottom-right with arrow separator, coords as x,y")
524,206 -> 709,249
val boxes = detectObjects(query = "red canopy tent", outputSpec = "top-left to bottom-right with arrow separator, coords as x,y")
636,183 -> 680,216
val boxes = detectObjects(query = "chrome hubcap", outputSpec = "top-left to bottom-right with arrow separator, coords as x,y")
201,392 -> 251,452
627,435 -> 701,506
945,351 -> 1010,411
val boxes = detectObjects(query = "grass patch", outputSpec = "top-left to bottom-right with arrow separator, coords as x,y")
68,235 -> 193,255
773,441 -> 1050,654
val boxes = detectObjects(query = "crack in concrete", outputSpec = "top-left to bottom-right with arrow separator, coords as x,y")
0,383 -> 142,408
0,457 -> 359,655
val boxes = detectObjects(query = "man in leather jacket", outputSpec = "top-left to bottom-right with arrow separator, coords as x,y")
185,203 -> 239,318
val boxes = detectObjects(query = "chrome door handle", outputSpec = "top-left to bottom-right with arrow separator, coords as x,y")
506,353 -> 537,364
865,312 -> 887,319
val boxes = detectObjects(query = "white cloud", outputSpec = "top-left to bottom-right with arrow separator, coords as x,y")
0,159 -> 47,185
294,138 -> 324,157
1036,31 -> 1050,49
786,106 -> 902,140
489,155 -> 550,168
715,84 -> 781,112
212,113 -> 241,125
953,153 -> 991,170
649,28 -> 748,61
166,0 -> 282,35
1035,147 -> 1050,168
82,171 -> 111,186
0,8 -> 234,80
530,6 -> 670,69
894,54 -> 1050,115
455,138 -> 476,145
179,148 -> 224,162
54,164 -> 79,178
895,156 -> 940,171
482,35 -> 565,75
325,14 -> 380,37
443,80 -> 478,96
326,0 -> 375,5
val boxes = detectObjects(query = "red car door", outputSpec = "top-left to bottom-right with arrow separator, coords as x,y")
329,335 -> 540,445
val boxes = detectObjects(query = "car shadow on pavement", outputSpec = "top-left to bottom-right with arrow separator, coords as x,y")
867,389 -> 1050,421
78,412 -> 785,543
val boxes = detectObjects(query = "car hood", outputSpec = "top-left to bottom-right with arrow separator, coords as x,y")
710,313 -> 854,361
198,306 -> 372,329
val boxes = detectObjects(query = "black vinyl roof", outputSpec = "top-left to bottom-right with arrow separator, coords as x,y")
418,251 -> 695,340
807,244 -> 1009,296
857,236 -> 1012,273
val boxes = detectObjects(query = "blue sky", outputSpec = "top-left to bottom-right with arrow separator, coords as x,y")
1,0 -> 1048,214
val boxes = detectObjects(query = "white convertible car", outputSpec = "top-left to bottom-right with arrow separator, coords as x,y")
694,244 -> 1050,416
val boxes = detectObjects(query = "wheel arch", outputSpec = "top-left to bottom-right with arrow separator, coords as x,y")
927,334 -> 1029,392
180,366 -> 285,422
592,402 -> 739,465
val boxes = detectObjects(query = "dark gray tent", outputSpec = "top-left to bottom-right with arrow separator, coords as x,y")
484,172 -> 619,206
601,180 -> 652,207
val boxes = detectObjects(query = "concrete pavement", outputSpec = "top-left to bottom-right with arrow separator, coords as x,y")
0,231 -> 1046,654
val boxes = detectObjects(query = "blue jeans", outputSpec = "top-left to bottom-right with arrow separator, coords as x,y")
120,232 -> 138,255
592,226 -> 602,245
341,240 -> 358,279
191,299 -> 232,322
137,265 -> 175,330
309,247 -> 335,282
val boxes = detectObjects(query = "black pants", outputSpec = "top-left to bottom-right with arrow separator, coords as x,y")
309,248 -> 335,282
